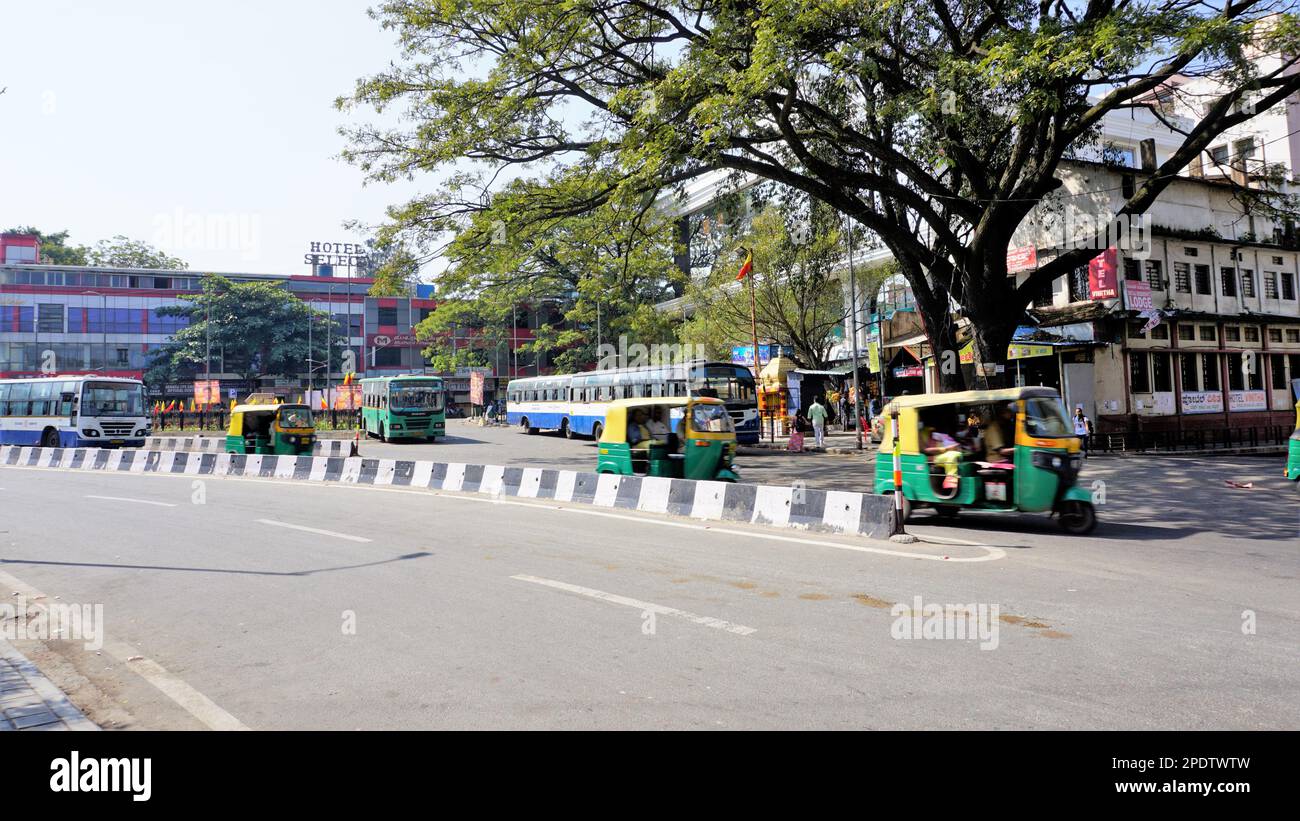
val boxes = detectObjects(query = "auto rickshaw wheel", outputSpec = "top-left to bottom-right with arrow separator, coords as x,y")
934,505 -> 960,520
1058,500 -> 1097,535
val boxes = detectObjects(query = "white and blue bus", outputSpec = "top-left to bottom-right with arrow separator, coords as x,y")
506,360 -> 759,443
0,375 -> 150,448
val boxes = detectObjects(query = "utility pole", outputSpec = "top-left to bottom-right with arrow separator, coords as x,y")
845,218 -> 864,450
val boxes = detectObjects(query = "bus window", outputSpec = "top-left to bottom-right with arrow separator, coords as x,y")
0,383 -> 10,416
9,383 -> 31,416
30,382 -> 52,416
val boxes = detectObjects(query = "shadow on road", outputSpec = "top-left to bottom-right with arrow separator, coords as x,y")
0,551 -> 434,577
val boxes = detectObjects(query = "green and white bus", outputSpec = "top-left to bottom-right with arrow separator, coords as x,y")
360,375 -> 446,442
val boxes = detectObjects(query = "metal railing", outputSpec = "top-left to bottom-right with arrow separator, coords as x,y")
150,409 -> 362,433
1094,425 -> 1291,453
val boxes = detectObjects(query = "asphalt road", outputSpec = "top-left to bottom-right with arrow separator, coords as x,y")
0,457 -> 1295,730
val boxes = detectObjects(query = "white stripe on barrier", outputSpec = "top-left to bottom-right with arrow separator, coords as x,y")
160,451 -> 177,473
517,468 -> 543,498
183,453 -> 204,475
107,450 -> 126,471
690,480 -> 728,520
374,458 -> 397,486
480,464 -> 506,497
822,490 -> 863,534
443,463 -> 466,492
636,476 -> 673,515
244,454 -> 263,476
752,484 -> 793,527
554,471 -> 577,502
411,460 -> 433,488
593,473 -> 621,508
308,456 -> 329,482
338,457 -> 363,484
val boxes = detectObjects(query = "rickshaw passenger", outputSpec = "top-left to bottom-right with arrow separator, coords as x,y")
955,410 -> 983,454
646,407 -> 671,441
982,403 -> 1016,463
627,408 -> 653,448
920,414 -> 962,492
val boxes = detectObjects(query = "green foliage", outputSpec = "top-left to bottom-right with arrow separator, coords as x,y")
146,275 -> 343,384
87,235 -> 188,270
5,226 -> 88,265
340,0 -> 1300,386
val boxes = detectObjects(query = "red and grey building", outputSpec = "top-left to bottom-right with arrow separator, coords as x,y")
0,233 -> 540,404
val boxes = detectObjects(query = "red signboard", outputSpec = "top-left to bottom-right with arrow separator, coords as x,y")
366,333 -> 423,348
1006,245 -> 1038,273
193,379 -> 221,406
1088,247 -> 1119,300
1123,279 -> 1153,311
469,371 -> 485,406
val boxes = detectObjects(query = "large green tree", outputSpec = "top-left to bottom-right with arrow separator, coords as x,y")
87,235 -> 188,270
340,0 -> 1300,389
4,226 -> 88,265
146,276 -> 343,384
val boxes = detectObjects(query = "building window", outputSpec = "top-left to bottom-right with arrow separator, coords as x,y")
115,348 -> 129,366
1150,324 -> 1169,340
1263,271 -> 1279,299
1220,267 -> 1237,297
1152,353 -> 1172,393
1241,269 -> 1256,297
1210,144 -> 1229,166
37,304 -> 65,334
1271,256 -> 1284,265
1268,328 -> 1283,343
1178,324 -> 1195,341
1179,353 -> 1198,391
1288,329 -> 1300,344
377,307 -> 398,326
1033,278 -> 1054,308
1272,354 -> 1287,390
1145,260 -> 1164,290
1173,262 -> 1191,293
1123,259 -> 1142,281
1193,265 -> 1211,295
373,346 -> 401,367
1201,353 -> 1220,391
1129,352 -> 1151,393
1244,326 -> 1259,343
1224,326 -> 1240,342
1129,322 -> 1147,339
1069,265 -> 1090,302
1283,273 -> 1296,301
1198,325 -> 1216,342
1184,247 -> 1199,257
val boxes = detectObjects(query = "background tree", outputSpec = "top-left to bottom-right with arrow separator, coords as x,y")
413,176 -> 684,375
341,0 -> 1300,389
88,235 -> 188,270
146,276 -> 343,385
4,226 -> 88,265
680,197 -> 885,369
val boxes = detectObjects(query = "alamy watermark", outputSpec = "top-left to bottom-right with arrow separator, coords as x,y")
0,597 -> 104,651
890,596 -> 1000,651
596,335 -> 706,370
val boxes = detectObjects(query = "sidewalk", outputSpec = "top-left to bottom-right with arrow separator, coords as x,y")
0,639 -> 97,732
744,428 -> 875,456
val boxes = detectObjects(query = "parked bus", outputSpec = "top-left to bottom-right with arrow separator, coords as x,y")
360,375 -> 446,442
506,360 -> 759,443
0,375 -> 149,448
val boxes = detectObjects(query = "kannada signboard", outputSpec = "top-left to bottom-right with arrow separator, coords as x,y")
1228,389 -> 1267,412
1180,391 -> 1224,414
1088,247 -> 1119,300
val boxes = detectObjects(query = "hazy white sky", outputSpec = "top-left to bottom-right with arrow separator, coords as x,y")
0,0 -> 426,275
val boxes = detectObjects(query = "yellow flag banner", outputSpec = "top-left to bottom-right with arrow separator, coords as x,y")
867,341 -> 881,374
959,341 -> 1053,363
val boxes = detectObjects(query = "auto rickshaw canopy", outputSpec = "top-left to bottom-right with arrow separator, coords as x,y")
228,403 -> 314,436
599,396 -> 729,445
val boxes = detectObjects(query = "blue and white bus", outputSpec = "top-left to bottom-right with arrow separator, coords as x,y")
506,360 -> 759,443
0,375 -> 150,448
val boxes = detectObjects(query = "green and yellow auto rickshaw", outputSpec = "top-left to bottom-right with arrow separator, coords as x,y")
225,398 -> 316,455
1286,399 -> 1300,481
596,397 -> 739,482
872,387 -> 1096,534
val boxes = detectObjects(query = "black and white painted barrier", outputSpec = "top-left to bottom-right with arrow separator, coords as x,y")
145,436 -> 352,457
1,445 -> 895,538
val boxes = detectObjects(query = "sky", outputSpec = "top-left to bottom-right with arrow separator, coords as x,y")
0,0 -> 427,275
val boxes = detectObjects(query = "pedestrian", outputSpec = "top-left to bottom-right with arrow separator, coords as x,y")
808,395 -> 828,449
838,390 -> 849,432
1073,404 -> 1093,457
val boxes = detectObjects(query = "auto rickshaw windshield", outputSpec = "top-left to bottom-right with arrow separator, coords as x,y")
691,403 -> 733,433
1022,397 -> 1072,437
279,407 -> 314,428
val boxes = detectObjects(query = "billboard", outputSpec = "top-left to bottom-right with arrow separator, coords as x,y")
1088,247 -> 1119,300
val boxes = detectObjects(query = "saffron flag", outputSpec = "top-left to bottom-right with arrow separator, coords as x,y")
735,251 -> 753,281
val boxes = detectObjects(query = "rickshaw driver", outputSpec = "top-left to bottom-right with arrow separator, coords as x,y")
982,403 -> 1017,463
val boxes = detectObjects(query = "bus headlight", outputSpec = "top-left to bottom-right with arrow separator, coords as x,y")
81,429 -> 100,437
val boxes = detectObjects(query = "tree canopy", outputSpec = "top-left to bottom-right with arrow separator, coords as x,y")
341,0 -> 1300,388
146,276 -> 343,384
87,235 -> 188,270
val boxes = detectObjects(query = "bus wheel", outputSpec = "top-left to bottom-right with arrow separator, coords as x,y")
521,417 -> 537,435
561,419 -> 573,439
1058,501 -> 1097,535
41,428 -> 60,448
591,422 -> 603,441
379,423 -> 388,443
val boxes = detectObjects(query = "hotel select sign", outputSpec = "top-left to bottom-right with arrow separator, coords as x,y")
304,241 -> 369,274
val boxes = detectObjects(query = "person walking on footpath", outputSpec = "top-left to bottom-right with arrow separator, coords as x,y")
1073,404 -> 1093,457
808,395 -> 829,449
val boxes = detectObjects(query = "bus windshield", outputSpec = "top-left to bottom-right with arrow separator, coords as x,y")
690,366 -> 756,404
390,382 -> 444,412
81,382 -> 145,417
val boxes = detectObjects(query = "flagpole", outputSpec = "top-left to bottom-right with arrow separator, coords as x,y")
742,247 -> 766,442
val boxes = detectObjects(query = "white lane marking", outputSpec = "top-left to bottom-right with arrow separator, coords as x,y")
3,464 -> 1003,562
85,494 -> 176,508
0,568 -> 249,731
254,518 -> 372,543
511,574 -> 756,636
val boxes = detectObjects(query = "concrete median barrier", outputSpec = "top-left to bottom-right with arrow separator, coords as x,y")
1,445 -> 894,539
144,436 -> 353,457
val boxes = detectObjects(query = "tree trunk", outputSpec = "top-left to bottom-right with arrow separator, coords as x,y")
969,317 -> 1019,390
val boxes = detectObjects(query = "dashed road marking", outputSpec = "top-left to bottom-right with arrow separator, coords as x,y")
255,518 -> 372,543
511,574 -> 757,636
85,494 -> 176,507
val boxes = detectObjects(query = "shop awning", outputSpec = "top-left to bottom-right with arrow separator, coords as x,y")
794,364 -> 856,376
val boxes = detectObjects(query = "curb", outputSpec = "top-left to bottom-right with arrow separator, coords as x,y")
742,441 -> 873,457
2,446 -> 895,539
145,437 -> 353,457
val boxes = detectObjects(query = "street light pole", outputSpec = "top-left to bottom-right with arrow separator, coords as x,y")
845,218 -> 864,450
